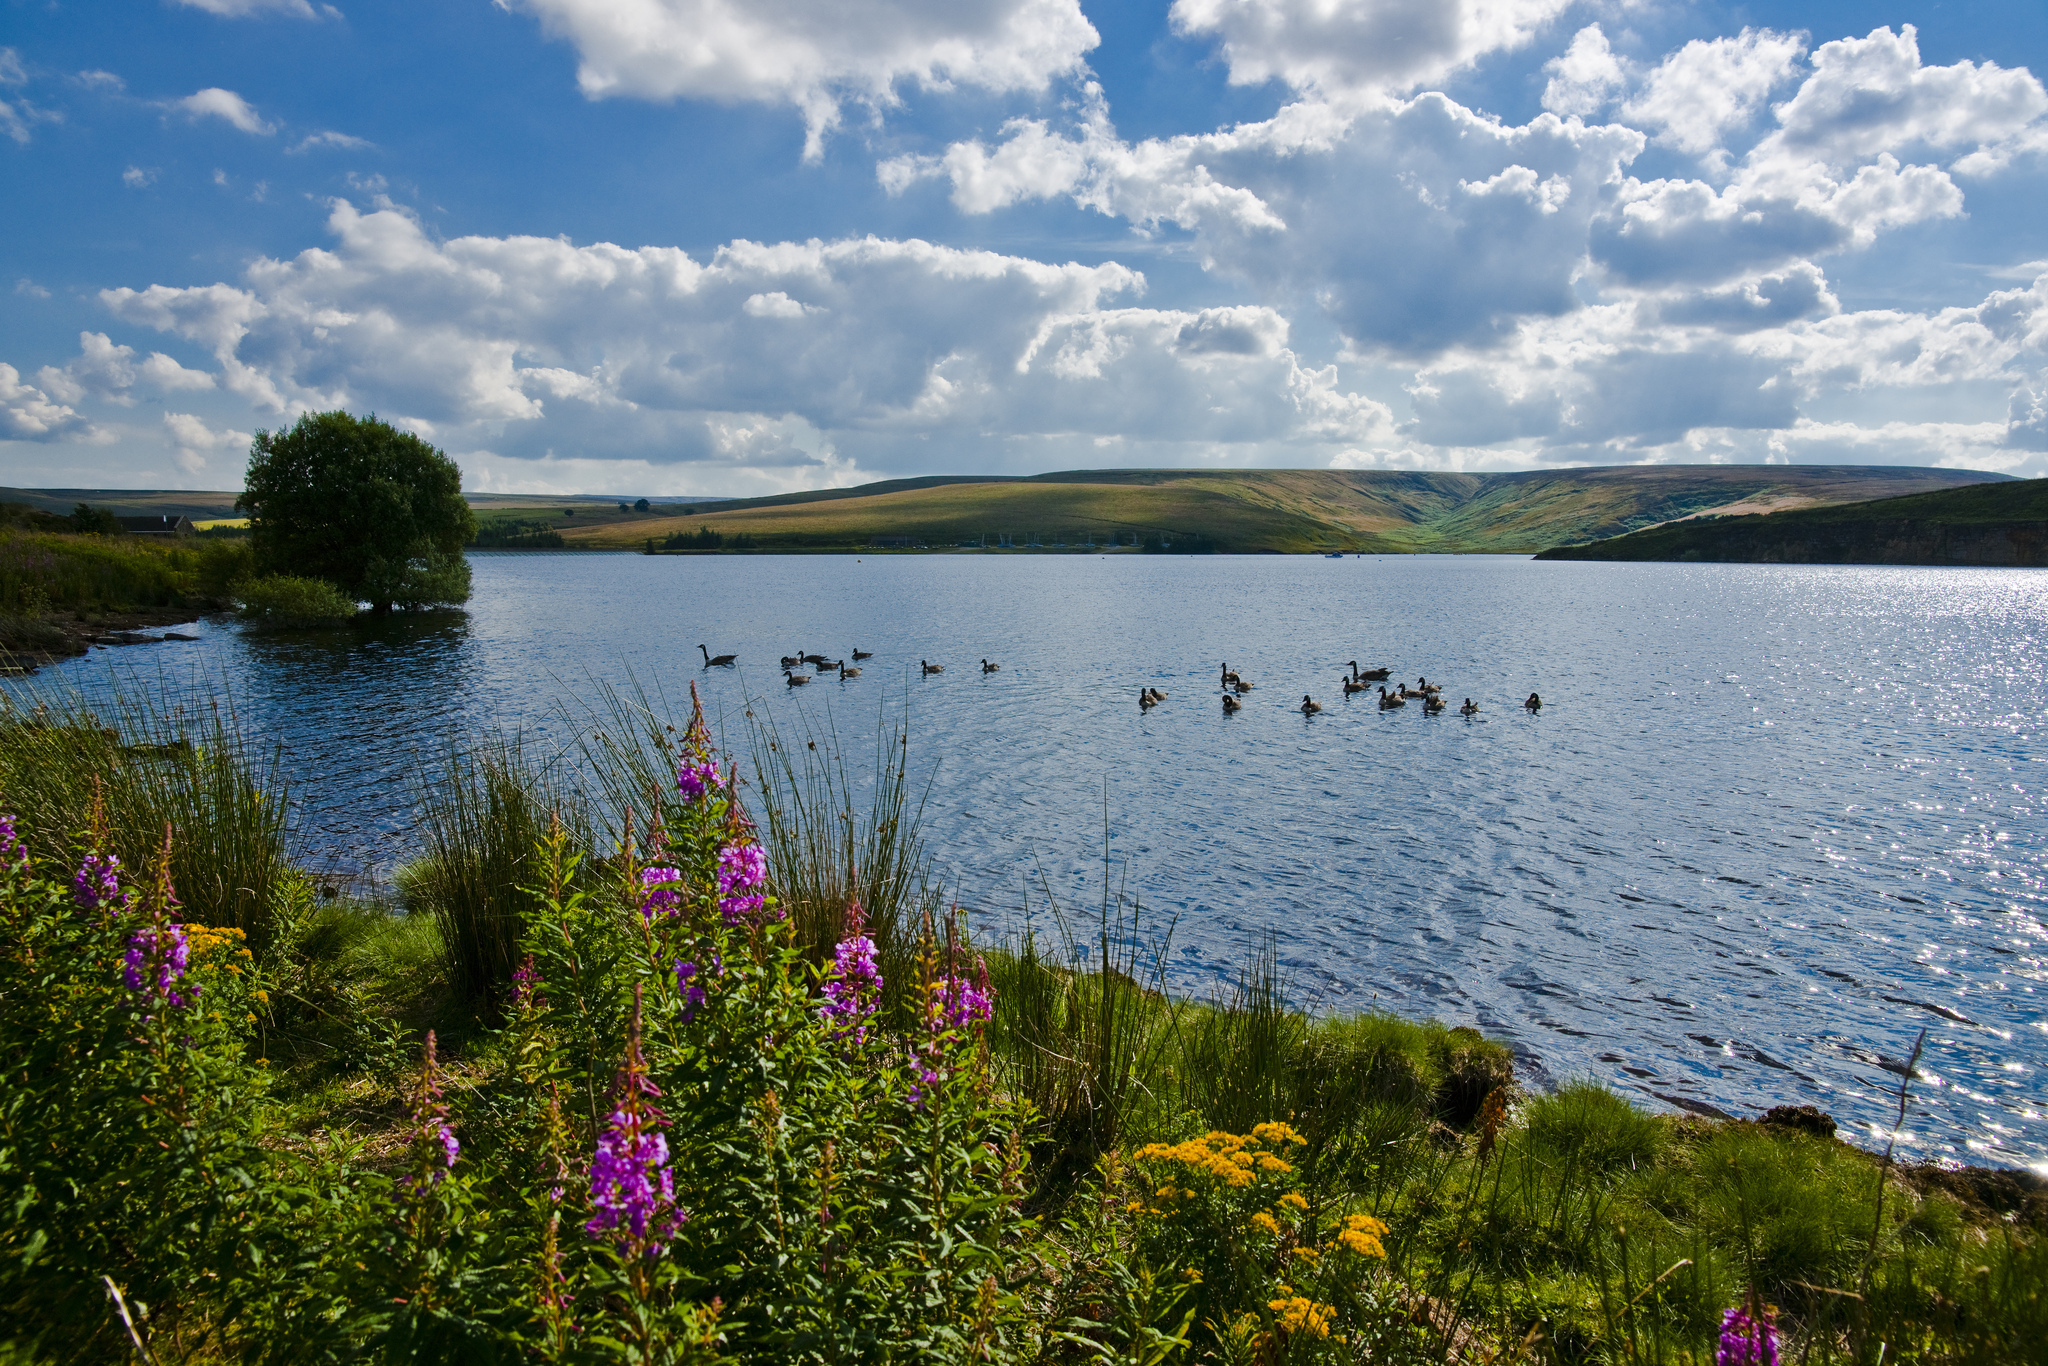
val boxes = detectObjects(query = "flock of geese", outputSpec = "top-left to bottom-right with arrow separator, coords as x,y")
700,644 -> 1544,715
1212,661 -> 1542,718
698,643 -> 998,686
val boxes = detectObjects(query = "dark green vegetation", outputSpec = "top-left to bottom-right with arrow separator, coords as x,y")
571,466 -> 2007,555
1,677 -> 2038,1364
1538,478 -> 2048,566
0,515 -> 252,662
240,411 -> 476,612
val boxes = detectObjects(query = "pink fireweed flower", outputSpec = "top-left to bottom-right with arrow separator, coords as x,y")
1716,1306 -> 1778,1366
402,1031 -> 459,1197
638,865 -> 683,921
716,843 -> 765,895
716,841 -> 771,925
930,973 -> 994,1033
674,960 -> 705,1022
511,953 -> 545,1011
74,851 -> 129,916
123,924 -> 191,1009
0,813 -> 24,869
820,931 -> 881,1043
586,987 -> 683,1257
676,759 -> 722,801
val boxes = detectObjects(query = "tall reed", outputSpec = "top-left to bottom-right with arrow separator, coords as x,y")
0,683 -> 291,947
399,732 -> 588,1006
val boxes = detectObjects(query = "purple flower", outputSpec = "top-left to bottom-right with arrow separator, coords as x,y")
676,760 -> 722,801
74,851 -> 129,917
718,892 -> 766,926
0,813 -> 24,869
1716,1306 -> 1778,1366
123,924 -> 191,1009
716,843 -> 765,895
820,932 -> 881,1043
638,865 -> 683,921
931,973 -> 993,1032
402,1031 -> 459,1196
586,988 -> 683,1257
511,953 -> 545,1011
675,959 -> 706,1022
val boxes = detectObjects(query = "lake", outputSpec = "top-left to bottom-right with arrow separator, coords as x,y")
14,551 -> 2046,1172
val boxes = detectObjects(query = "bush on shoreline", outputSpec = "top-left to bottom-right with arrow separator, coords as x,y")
236,572 -> 361,627
0,682 -> 2039,1363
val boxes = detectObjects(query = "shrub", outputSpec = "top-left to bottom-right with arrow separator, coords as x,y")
237,573 -> 359,627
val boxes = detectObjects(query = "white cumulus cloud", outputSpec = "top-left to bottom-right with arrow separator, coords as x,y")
1541,24 -> 1627,119
95,201 -> 1396,483
1169,0 -> 1574,102
1620,27 -> 1806,162
161,412 -> 252,473
502,0 -> 1099,160
0,363 -> 94,442
172,87 -> 276,135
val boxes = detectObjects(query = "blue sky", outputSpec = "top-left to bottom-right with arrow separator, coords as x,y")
3,0 -> 2046,495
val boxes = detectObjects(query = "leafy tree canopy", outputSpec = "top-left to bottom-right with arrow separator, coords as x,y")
237,411 -> 477,613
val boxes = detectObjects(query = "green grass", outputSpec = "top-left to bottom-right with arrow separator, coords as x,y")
0,527 -> 206,614
0,683 -> 294,947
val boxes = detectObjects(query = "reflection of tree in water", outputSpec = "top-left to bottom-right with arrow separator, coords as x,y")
232,609 -> 480,894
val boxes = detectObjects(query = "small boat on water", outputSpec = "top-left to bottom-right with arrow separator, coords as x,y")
1325,552 -> 1344,559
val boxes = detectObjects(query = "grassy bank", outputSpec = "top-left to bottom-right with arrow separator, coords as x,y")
0,682 -> 2038,1363
0,522 -> 247,662
1536,478 -> 2048,566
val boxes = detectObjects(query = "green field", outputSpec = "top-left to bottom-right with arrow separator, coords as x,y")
564,465 -> 2012,554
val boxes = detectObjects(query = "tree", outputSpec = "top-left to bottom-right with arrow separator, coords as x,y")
69,504 -> 123,535
238,411 -> 477,614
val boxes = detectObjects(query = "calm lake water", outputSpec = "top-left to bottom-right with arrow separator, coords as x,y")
15,551 -> 2047,1171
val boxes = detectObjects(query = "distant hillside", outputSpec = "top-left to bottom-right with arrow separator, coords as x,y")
0,488 -> 245,521
1535,478 -> 2048,566
565,465 -> 2011,555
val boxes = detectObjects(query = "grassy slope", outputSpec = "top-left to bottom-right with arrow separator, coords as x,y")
1536,476 -> 2048,560
565,465 -> 2008,554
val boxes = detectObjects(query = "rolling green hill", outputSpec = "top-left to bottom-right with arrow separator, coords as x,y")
1535,476 -> 2048,566
566,465 -> 2011,554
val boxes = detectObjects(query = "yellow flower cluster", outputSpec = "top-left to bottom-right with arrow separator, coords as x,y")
184,923 -> 252,967
1249,1211 -> 1281,1237
1332,1212 -> 1389,1258
1278,1191 -> 1309,1213
1131,1125 -> 1302,1191
1268,1295 -> 1335,1338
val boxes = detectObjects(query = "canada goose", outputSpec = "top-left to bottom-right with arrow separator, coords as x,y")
803,653 -> 832,668
921,660 -> 945,675
700,644 -> 738,667
852,647 -> 874,661
1357,666 -> 1391,681
1231,677 -> 1254,692
838,663 -> 861,679
1423,694 -> 1445,713
785,669 -> 811,686
1525,692 -> 1542,711
1139,688 -> 1158,709
1378,687 -> 1405,710
1300,694 -> 1322,715
1145,687 -> 1168,702
1342,676 -> 1369,695
981,659 -> 1000,673
780,654 -> 803,669
1222,693 -> 1242,713
1460,698 -> 1479,715
1220,662 -> 1243,687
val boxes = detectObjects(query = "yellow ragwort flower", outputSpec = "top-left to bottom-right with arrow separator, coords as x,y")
1249,1211 -> 1281,1237
1251,1121 -> 1306,1147
1278,1191 -> 1309,1212
1269,1296 -> 1334,1338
